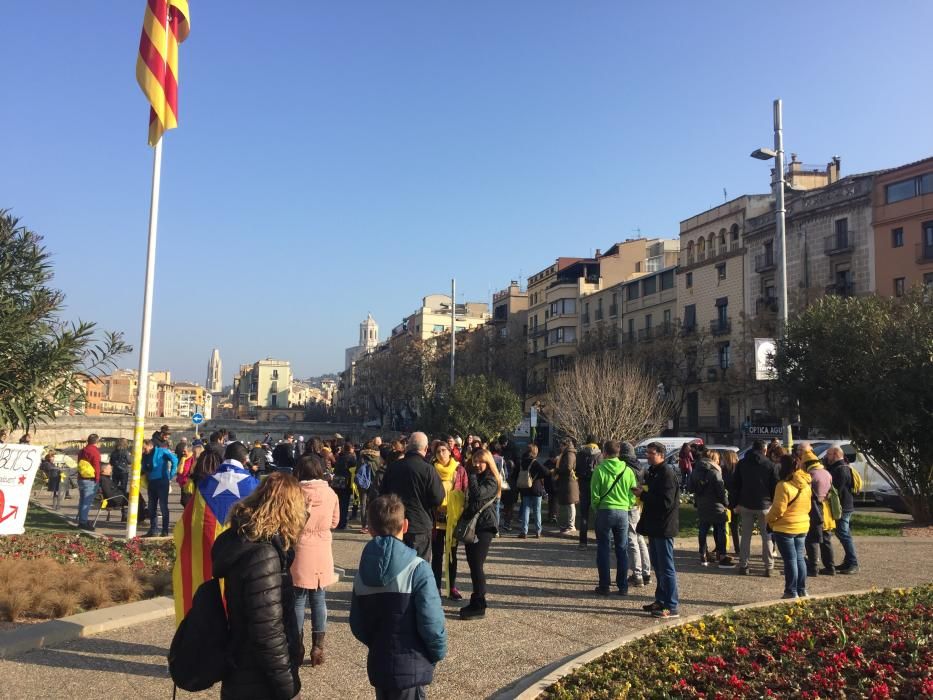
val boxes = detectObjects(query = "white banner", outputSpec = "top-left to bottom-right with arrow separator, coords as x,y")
0,444 -> 43,535
755,338 -> 777,381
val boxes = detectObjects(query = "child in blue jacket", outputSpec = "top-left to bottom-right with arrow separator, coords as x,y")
350,494 -> 447,700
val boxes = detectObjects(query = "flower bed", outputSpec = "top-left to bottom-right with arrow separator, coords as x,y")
543,586 -> 933,699
0,533 -> 175,622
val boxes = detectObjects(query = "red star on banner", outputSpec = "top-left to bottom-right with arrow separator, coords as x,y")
18,476 -> 26,485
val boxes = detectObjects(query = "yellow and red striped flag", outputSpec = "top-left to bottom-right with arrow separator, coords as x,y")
172,463 -> 259,624
136,0 -> 190,146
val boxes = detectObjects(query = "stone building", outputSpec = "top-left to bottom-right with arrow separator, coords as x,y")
206,348 -> 223,393
345,314 -> 379,371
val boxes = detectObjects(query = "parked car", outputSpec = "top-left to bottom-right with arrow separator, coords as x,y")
874,484 -> 909,514
634,436 -> 702,467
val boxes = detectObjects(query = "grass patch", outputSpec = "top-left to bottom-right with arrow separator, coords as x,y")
677,506 -> 904,538
24,503 -> 77,533
544,585 -> 933,699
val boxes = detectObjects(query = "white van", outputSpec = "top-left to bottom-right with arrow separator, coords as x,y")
808,440 -> 891,498
634,436 -> 701,467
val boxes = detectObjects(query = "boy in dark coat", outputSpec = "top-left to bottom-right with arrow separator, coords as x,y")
350,495 -> 447,700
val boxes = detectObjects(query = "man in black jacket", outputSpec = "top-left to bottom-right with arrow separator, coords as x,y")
731,440 -> 779,576
636,442 -> 680,619
271,433 -> 298,473
827,447 -> 859,574
380,431 -> 445,561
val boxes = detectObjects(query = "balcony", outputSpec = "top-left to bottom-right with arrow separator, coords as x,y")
710,318 -> 732,336
756,296 -> 778,315
681,323 -> 697,337
655,322 -> 674,338
917,243 -> 933,265
637,328 -> 653,341
755,252 -> 776,273
825,282 -> 855,297
824,233 -> 854,255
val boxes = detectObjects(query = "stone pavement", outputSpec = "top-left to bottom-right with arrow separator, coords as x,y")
3,512 -> 933,700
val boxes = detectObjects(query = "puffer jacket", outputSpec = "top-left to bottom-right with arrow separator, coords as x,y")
350,535 -> 447,690
689,458 -> 727,524
212,525 -> 302,700
143,445 -> 178,482
555,449 -> 580,505
463,468 -> 500,534
767,470 -> 812,535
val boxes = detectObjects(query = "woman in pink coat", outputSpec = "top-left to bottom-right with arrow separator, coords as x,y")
291,453 -> 340,667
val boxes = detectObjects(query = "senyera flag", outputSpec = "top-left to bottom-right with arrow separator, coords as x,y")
136,0 -> 190,146
172,462 -> 259,625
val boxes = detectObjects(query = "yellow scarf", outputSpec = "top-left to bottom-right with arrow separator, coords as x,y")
434,458 -> 466,591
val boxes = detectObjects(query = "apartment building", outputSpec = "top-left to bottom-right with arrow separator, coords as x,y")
872,156 -> 933,296
233,359 -> 292,418
391,295 -> 490,341
491,281 -> 529,340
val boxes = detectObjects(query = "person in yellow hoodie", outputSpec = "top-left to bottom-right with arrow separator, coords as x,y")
798,443 -> 837,576
431,443 -> 468,600
767,455 -> 813,599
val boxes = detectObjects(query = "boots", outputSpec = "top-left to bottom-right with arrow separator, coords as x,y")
459,595 -> 487,620
310,631 -> 325,667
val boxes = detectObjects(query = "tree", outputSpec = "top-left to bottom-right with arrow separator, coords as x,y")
773,288 -> 933,524
0,212 -> 130,432
443,375 -> 522,441
544,353 -> 671,444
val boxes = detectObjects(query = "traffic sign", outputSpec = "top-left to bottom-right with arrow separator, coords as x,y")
191,412 -> 204,425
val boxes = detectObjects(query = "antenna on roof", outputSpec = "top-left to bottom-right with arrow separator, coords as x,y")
723,187 -> 728,202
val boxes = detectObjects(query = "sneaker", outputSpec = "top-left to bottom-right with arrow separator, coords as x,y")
534,533 -> 541,539
738,565 -> 750,576
518,533 -> 527,539
449,587 -> 464,601
781,592 -> 798,600
567,527 -> 578,533
797,590 -> 808,598
651,609 -> 680,619
642,574 -> 651,586
593,586 -> 610,596
699,557 -> 709,567
717,556 -> 736,569
819,567 -> 836,576
628,575 -> 645,588
559,528 -> 570,534
642,601 -> 663,612
615,588 -> 629,596
459,602 -> 486,620
837,565 -> 859,575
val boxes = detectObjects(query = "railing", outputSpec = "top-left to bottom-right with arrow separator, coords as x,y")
755,252 -> 776,272
824,233 -> 854,255
654,322 -> 674,338
637,328 -> 652,341
756,297 -> 778,315
825,282 -> 855,297
916,243 -> 933,264
681,324 -> 697,336
710,318 -> 732,336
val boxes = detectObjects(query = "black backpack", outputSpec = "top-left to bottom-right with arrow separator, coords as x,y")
168,578 -> 230,692
576,449 -> 600,481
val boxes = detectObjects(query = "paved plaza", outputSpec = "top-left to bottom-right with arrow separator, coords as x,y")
4,494 -> 933,700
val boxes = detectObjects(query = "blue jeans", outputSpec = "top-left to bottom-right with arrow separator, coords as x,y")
773,532 -> 807,597
294,586 -> 327,633
147,479 -> 170,534
77,479 -> 98,524
520,495 -> 542,535
835,512 -> 859,567
595,509 -> 630,591
647,537 -> 679,612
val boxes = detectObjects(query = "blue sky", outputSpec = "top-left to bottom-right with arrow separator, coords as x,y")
3,1 -> 931,382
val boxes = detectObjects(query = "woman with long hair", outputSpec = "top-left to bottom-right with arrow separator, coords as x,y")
212,472 -> 305,700
717,448 -> 740,557
190,447 -> 222,488
176,445 -> 196,507
517,444 -> 548,539
292,454 -> 340,667
766,455 -> 812,599
459,448 -> 501,620
431,442 -> 468,600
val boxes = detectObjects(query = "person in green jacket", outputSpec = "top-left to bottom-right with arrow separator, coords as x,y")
590,440 -> 638,596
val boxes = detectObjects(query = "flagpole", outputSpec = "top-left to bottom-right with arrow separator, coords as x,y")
126,138 -> 163,539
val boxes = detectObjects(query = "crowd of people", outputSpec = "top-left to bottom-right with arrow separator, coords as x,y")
11,424 -> 864,699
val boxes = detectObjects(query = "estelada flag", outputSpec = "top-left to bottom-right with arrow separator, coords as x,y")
172,462 -> 259,625
136,0 -> 190,146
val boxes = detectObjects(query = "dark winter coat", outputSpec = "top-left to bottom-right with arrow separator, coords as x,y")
463,468 -> 500,534
555,450 -> 580,505
380,451 -> 446,539
689,458 -> 728,524
271,442 -> 297,471
350,535 -> 447,690
637,461 -> 680,539
212,526 -> 302,700
828,459 -> 855,514
575,444 -> 602,484
730,450 -> 780,511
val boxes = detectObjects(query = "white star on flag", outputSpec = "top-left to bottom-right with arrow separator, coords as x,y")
211,469 -> 250,498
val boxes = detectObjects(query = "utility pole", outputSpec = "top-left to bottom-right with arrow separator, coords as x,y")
450,278 -> 456,388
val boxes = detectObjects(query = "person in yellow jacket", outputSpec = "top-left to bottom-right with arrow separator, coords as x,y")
767,455 -> 813,599
798,444 -> 837,576
431,443 -> 468,600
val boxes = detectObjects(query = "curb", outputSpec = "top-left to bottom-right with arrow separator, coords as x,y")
490,588 -> 878,700
0,596 -> 174,659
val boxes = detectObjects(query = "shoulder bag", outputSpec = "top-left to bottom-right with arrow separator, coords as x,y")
454,497 -> 496,544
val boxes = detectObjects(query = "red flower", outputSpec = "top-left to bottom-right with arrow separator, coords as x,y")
869,682 -> 890,699
736,647 -> 750,657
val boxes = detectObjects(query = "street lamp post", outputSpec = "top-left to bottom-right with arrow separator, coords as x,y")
751,98 -> 791,445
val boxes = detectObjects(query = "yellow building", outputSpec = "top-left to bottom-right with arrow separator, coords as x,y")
397,294 -> 490,341
233,359 -> 292,418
